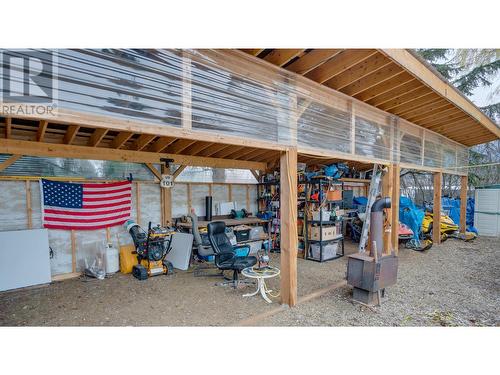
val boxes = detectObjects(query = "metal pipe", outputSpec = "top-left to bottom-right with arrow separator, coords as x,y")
371,197 -> 391,212
370,197 -> 391,258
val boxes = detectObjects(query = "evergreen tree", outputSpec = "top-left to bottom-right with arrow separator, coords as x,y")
414,49 -> 500,188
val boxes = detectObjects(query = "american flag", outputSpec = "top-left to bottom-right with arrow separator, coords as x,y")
41,179 -> 132,230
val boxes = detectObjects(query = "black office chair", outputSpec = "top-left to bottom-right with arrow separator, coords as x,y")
207,221 -> 257,288
188,211 -> 219,277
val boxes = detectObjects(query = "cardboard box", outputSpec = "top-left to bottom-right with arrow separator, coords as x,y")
326,190 -> 342,201
308,225 -> 337,241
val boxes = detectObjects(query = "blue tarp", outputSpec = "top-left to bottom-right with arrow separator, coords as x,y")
352,195 -> 478,241
353,196 -> 368,206
400,196 -> 425,245
441,197 -> 477,234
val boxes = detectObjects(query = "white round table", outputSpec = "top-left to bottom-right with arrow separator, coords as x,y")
241,266 -> 280,303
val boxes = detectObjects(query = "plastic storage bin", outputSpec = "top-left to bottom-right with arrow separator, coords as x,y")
312,210 -> 331,222
309,242 -> 338,260
234,229 -> 250,242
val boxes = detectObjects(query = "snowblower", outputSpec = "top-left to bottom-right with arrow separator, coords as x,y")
126,220 -> 175,280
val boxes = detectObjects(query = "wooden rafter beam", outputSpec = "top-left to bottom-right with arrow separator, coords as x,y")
210,145 -> 245,158
339,63 -> 406,96
365,79 -> 421,106
5,117 -> 12,139
241,49 -> 265,57
63,125 -> 80,145
324,52 -> 393,91
354,72 -> 415,102
285,49 -> 343,75
305,49 -> 378,84
392,95 -> 446,116
36,120 -> 48,142
197,143 -> 232,157
144,163 -> 161,180
87,128 -> 108,147
377,86 -> 432,111
404,102 -> 457,122
0,138 -> 267,171
406,104 -> 458,123
425,114 -> 471,130
418,110 -> 469,128
0,154 -> 22,172
181,142 -> 214,156
381,49 -> 500,139
227,147 -> 259,160
149,137 -> 176,152
111,131 -> 133,149
166,139 -> 197,154
245,149 -> 278,162
134,134 -> 156,151
430,118 -> 475,134
263,49 -> 305,67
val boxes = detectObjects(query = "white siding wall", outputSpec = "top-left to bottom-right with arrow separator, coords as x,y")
0,180 -> 257,276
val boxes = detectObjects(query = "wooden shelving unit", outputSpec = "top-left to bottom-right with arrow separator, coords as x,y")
303,178 -> 345,262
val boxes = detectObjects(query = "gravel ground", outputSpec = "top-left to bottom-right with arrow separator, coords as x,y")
260,237 -> 500,326
0,237 -> 498,326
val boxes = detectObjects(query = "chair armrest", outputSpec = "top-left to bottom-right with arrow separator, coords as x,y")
215,252 -> 235,265
232,244 -> 251,257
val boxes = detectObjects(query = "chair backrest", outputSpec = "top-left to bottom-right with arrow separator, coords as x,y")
207,221 -> 234,254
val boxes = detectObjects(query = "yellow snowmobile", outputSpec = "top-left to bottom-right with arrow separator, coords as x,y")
422,212 -> 458,241
421,212 -> 476,242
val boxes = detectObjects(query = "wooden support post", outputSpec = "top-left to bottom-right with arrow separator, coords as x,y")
5,117 -> 12,139
381,165 -> 393,255
71,230 -> 77,273
280,147 -> 298,307
144,163 -> 161,180
136,182 -> 141,225
25,180 -> 32,229
161,164 -> 172,225
460,175 -> 468,234
106,227 -> 111,243
187,183 -> 192,212
391,164 -> 400,254
228,184 -> 232,201
433,172 -> 442,245
250,170 -> 260,181
37,120 -> 48,142
172,165 -> 186,180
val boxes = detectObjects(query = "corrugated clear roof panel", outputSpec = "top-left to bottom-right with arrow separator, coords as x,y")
0,154 -> 158,180
174,165 -> 257,184
0,155 -> 257,184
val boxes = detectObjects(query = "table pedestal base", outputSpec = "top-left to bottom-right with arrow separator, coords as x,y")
243,278 -> 273,303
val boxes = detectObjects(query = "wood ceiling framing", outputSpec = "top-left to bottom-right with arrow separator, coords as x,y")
0,117 -> 275,171
241,49 -> 500,146
0,116 -> 375,172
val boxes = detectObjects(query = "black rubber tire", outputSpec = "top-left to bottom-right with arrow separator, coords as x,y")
163,260 -> 174,275
132,264 -> 148,280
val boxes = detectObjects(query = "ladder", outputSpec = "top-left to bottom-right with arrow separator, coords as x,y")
358,164 -> 383,253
